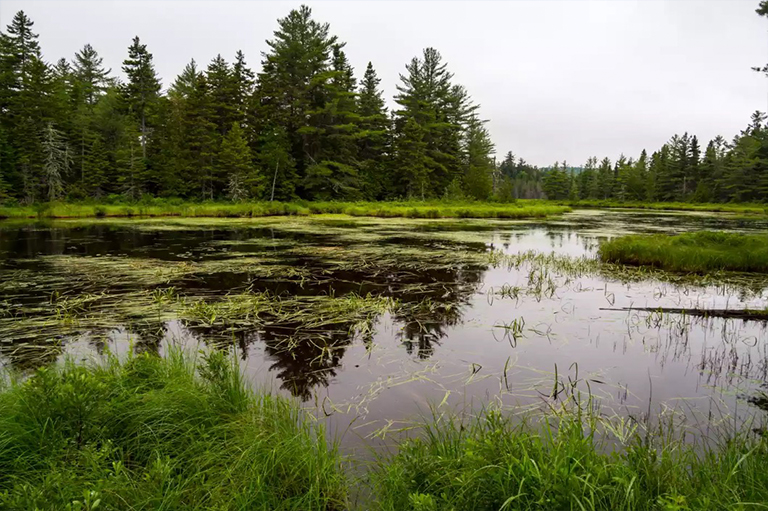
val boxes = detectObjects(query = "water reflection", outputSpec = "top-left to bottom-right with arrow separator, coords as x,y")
0,211 -> 767,418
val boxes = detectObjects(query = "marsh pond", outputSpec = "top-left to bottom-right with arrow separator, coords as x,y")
2,209 -> 768,452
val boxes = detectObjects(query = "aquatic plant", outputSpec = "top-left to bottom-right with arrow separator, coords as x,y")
599,231 -> 768,273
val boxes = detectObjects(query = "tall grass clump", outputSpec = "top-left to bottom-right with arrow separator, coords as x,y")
599,231 -> 768,273
371,409 -> 768,511
0,349 -> 346,510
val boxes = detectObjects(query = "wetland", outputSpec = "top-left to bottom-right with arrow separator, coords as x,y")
3,208 -> 768,509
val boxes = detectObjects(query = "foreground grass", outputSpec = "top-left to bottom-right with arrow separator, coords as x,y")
599,231 -> 768,273
2,350 -> 768,510
0,350 -> 346,511
372,410 -> 768,511
0,200 -> 570,220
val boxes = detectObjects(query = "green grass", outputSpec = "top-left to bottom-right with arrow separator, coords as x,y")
0,349 -> 346,510
2,350 -> 768,510
598,231 -> 768,273
0,200 -> 570,220
3,199 -> 767,220
371,410 -> 768,511
555,199 -> 768,215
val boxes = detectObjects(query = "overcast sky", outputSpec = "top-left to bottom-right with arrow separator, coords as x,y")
2,0 -> 766,166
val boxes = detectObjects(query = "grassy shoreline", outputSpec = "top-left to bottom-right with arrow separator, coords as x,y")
373,409 -> 768,511
2,352 -> 767,510
599,231 -> 768,273
556,199 -> 768,215
0,350 -> 346,510
2,199 -> 766,221
0,201 -> 570,220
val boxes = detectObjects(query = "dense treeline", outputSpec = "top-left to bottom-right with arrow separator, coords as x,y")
0,7 -> 501,204
2,5 -> 768,205
539,118 -> 768,203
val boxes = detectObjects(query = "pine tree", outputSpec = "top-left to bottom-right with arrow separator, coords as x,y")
232,50 -> 255,123
206,54 -> 238,136
41,123 -> 72,201
185,73 -> 218,199
357,62 -> 389,199
0,11 -> 48,201
542,162 -> 569,200
5,11 -> 41,81
304,160 -> 361,200
122,36 -> 161,159
596,157 -> 613,199
623,150 -> 648,201
259,126 -> 297,201
70,44 -> 112,196
302,43 -> 359,165
463,116 -> 494,200
393,117 -> 429,198
394,47 -> 474,197
219,122 -> 260,200
170,59 -> 198,98
73,44 -> 110,107
256,5 -> 338,195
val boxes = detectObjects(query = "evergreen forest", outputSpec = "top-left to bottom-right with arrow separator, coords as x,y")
2,5 -> 768,205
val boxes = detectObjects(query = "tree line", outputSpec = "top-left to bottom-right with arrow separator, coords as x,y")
539,115 -> 768,203
0,6 -> 501,204
2,5 -> 768,205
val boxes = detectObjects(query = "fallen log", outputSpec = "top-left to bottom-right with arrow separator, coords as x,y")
600,307 -> 768,321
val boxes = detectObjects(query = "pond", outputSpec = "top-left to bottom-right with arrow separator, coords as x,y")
1,209 -> 768,454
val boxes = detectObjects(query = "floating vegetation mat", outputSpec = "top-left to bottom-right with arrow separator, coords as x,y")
1,212 -> 768,446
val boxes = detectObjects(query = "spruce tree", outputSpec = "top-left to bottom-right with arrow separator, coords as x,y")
219,122 -> 260,200
257,5 -> 337,195
303,43 -> 361,199
71,44 -> 111,196
394,48 -> 473,197
357,62 -> 389,199
206,54 -> 238,136
393,117 -> 429,198
122,36 -> 161,159
232,50 -> 255,123
41,123 -> 72,201
463,116 -> 494,200
73,44 -> 110,107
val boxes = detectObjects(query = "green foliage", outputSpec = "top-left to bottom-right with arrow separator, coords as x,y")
599,231 -> 768,273
372,409 -> 768,511
1,6 -> 768,206
463,116 -> 495,200
219,122 -> 260,200
304,160 -> 361,200
0,350 -> 347,510
542,162 -> 570,200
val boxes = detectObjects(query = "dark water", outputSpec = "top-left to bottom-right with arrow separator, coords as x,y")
1,209 -> 768,452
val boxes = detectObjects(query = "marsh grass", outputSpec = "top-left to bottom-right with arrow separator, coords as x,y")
599,231 -> 768,273
178,291 -> 395,335
371,408 -> 768,511
0,349 -> 347,510
556,200 -> 768,215
0,200 -> 570,220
